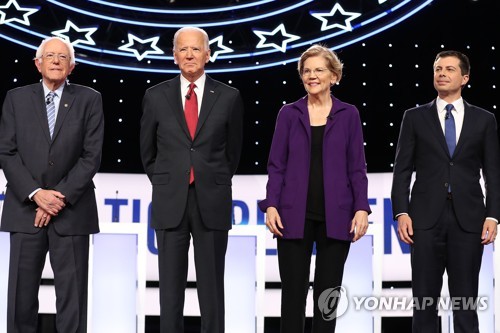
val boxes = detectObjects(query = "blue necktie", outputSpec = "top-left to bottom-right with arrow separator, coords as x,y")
444,104 -> 456,156
46,91 -> 56,138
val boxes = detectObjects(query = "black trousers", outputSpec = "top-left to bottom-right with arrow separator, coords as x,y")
156,185 -> 228,333
411,200 -> 483,333
7,224 -> 89,333
277,219 -> 350,333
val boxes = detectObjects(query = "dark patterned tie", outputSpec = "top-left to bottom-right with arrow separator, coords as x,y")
185,83 -> 198,184
46,91 -> 57,138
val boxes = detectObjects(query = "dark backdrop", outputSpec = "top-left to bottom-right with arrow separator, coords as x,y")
0,0 -> 497,332
0,0 -> 497,176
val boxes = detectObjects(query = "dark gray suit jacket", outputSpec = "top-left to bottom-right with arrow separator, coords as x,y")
140,75 -> 244,231
0,82 -> 104,235
391,99 -> 500,232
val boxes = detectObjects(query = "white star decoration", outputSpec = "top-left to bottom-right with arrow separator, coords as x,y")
52,20 -> 98,46
253,23 -> 300,53
311,3 -> 361,32
209,35 -> 233,63
0,0 -> 38,26
118,33 -> 164,61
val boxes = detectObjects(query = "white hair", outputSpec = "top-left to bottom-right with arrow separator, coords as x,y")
35,37 -> 76,65
172,27 -> 210,51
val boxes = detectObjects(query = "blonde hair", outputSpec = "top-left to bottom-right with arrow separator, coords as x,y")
297,44 -> 343,83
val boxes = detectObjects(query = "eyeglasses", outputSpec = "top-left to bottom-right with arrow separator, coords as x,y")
302,67 -> 330,77
40,53 -> 70,62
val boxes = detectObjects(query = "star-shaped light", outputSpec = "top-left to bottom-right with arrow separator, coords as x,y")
311,3 -> 361,32
253,23 -> 300,53
52,20 -> 98,46
209,35 -> 234,63
0,0 -> 38,26
118,33 -> 164,61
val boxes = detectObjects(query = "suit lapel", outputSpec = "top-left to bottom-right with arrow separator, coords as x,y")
164,76 -> 191,140
422,100 -> 450,156
296,96 -> 311,143
195,76 -> 218,139
31,83 -> 52,143
52,82 -> 75,142
324,96 -> 342,137
454,101 -> 477,156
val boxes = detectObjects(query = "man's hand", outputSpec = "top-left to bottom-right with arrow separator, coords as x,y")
34,207 -> 52,227
481,219 -> 497,245
33,189 -> 65,216
397,214 -> 414,244
265,207 -> 284,237
350,210 -> 369,242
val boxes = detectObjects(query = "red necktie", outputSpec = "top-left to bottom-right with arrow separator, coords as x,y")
185,83 -> 198,183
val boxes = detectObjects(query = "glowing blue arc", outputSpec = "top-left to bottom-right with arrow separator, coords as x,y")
87,0 -> 275,14
81,0 -> 434,73
0,32 -> 38,51
3,0 -> 431,62
4,22 -> 139,58
213,0 -> 422,60
47,0 -> 314,28
0,0 -> 434,73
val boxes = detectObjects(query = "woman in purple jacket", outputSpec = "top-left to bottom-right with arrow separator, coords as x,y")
258,45 -> 371,332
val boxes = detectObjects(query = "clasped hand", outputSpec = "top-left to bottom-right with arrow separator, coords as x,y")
33,189 -> 66,227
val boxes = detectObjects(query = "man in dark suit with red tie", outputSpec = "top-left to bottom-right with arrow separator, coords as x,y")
0,37 -> 104,332
391,50 -> 500,332
140,27 -> 244,333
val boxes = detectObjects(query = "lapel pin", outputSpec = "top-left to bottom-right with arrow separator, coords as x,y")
64,104 -> 68,107
210,90 -> 215,93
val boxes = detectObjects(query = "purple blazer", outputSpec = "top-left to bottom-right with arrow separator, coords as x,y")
258,95 -> 371,241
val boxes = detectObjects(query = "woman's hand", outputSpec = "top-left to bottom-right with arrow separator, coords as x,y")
350,210 -> 369,242
265,207 -> 284,237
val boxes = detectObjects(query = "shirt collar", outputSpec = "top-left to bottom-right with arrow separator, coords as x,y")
180,73 -> 206,92
436,97 -> 464,115
42,81 -> 65,98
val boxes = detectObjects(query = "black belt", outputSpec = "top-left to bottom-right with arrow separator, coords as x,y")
447,192 -> 453,200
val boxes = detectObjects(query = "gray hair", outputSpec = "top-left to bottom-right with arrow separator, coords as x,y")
35,37 -> 76,65
172,27 -> 210,51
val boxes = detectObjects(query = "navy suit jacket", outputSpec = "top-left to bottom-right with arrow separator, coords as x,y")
0,82 -> 104,235
391,99 -> 500,232
140,75 -> 244,231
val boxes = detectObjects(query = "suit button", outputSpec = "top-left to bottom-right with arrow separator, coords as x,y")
185,169 -> 190,174
190,148 -> 195,152
444,183 -> 449,188
49,161 -> 54,166
449,162 -> 454,166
